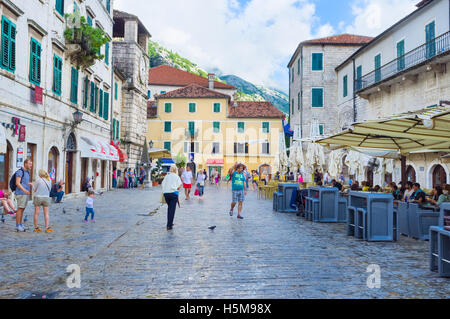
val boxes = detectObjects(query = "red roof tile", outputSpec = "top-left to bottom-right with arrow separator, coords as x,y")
302,34 -> 373,45
228,101 -> 284,119
155,83 -> 231,99
148,65 -> 236,89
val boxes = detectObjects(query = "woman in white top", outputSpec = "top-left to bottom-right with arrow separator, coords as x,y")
33,169 -> 52,233
161,166 -> 182,230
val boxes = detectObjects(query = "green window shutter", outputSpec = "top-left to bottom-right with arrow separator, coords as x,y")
374,54 -> 381,82
262,122 -> 269,133
1,17 -> 16,72
426,21 -> 436,58
94,84 -> 98,112
213,103 -> 220,113
164,142 -> 171,152
90,81 -> 95,112
105,42 -> 109,65
70,67 -> 78,104
9,21 -> 15,71
312,88 -> 323,108
114,82 -> 118,100
189,122 -> 195,136
319,125 -> 324,135
189,103 -> 196,113
83,76 -> 89,108
165,103 -> 172,113
213,122 -> 220,133
56,0 -> 64,16
103,92 -> 109,120
112,119 -> 116,140
99,88 -> 103,117
116,120 -> 119,139
164,121 -> 172,132
238,122 -> 245,133
29,38 -> 41,85
343,75 -> 348,97
106,0 -> 111,13
298,58 -> 300,75
356,66 -> 362,91
312,53 -> 323,71
87,15 -> 92,26
53,55 -> 62,95
397,40 -> 405,71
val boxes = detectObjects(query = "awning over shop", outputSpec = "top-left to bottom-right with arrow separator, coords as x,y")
317,106 -> 450,154
79,136 -> 102,159
206,159 -> 224,166
0,125 -> 6,154
160,158 -> 175,166
110,141 -> 128,163
99,141 -> 119,161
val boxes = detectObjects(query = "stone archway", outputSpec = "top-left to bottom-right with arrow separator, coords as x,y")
406,165 -> 416,183
0,141 -> 12,190
65,133 -> 77,194
47,146 -> 60,183
431,164 -> 448,188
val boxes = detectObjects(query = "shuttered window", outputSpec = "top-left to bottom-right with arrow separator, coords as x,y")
165,103 -> 172,113
116,119 -> 119,139
188,122 -> 195,136
114,82 -> 118,100
99,88 -> 104,117
262,122 -> 269,133
112,119 -> 116,140
312,88 -> 323,108
189,102 -> 196,113
426,21 -> 436,58
397,40 -> 405,71
312,53 -> 323,71
70,67 -> 79,104
55,0 -> 64,16
319,125 -> 324,136
83,76 -> 89,108
52,55 -> 62,96
90,81 -> 95,112
237,122 -> 245,133
356,66 -> 362,91
164,121 -> 172,132
374,54 -> 381,82
103,91 -> 109,120
1,16 -> 16,73
213,122 -> 220,133
106,0 -> 111,13
29,38 -> 41,85
234,142 -> 249,154
104,42 -> 109,65
87,15 -> 93,26
343,75 -> 348,97
261,142 -> 270,155
164,142 -> 171,152
213,103 -> 220,113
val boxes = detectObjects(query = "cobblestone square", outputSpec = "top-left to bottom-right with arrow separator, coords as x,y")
0,185 -> 449,299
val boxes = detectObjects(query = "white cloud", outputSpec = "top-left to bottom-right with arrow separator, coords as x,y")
344,0 -> 418,36
114,0 -> 334,91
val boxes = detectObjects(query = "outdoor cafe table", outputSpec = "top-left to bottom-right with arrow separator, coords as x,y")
306,187 -> 339,223
347,191 -> 395,242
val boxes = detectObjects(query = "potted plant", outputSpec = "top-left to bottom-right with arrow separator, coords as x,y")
151,159 -> 163,186
175,152 -> 187,176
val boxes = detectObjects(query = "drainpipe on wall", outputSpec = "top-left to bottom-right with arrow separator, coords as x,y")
352,58 -> 357,123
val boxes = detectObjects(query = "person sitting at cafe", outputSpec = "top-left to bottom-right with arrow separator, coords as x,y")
403,181 -> 414,202
427,186 -> 448,207
391,184 -> 401,200
331,179 -> 343,191
274,172 -> 280,181
350,181 -> 360,191
411,183 -> 427,204
50,180 -> 65,203
372,185 -> 381,193
362,181 -> 370,192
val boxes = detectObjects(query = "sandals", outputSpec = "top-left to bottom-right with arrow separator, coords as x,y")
34,227 -> 42,233
45,227 -> 53,233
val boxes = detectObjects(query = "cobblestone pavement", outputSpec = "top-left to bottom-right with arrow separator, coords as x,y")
0,185 -> 449,299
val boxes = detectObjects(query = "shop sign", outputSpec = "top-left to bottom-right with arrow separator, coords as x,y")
16,147 -> 23,168
34,86 -> 43,104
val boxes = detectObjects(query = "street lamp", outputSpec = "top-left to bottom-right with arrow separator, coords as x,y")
149,140 -> 154,149
72,110 -> 83,126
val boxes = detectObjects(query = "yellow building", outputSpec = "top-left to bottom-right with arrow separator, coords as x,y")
147,83 -> 285,179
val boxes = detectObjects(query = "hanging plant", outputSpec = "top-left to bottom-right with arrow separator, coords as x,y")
64,13 -> 110,69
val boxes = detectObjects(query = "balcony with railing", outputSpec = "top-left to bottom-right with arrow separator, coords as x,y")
356,31 -> 450,93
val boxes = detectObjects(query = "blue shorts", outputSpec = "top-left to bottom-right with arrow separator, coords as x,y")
232,190 -> 245,203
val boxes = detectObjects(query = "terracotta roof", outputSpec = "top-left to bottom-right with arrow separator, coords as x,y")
228,101 -> 284,119
147,101 -> 157,118
301,34 -> 373,45
148,65 -> 236,89
155,83 -> 231,99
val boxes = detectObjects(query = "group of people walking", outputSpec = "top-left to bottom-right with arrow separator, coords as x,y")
115,167 -> 147,190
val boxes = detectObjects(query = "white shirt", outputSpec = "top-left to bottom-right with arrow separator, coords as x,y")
86,197 -> 94,208
33,178 -> 51,197
162,173 -> 182,194
181,170 -> 193,185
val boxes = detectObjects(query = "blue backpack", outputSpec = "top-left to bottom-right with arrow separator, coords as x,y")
9,168 -> 25,192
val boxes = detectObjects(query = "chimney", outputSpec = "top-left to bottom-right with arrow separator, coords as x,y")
208,73 -> 215,90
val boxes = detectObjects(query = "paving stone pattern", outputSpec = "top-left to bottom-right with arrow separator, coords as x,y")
0,185 -> 449,299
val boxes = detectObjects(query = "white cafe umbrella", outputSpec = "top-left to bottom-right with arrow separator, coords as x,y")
328,149 -> 344,179
273,152 -> 280,172
296,143 -> 305,172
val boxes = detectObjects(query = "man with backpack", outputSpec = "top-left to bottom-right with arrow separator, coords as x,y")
10,159 -> 33,232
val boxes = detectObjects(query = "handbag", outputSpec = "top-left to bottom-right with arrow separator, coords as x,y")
194,188 -> 199,196
160,193 -> 166,204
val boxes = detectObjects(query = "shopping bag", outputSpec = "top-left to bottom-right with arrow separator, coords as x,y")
160,193 -> 166,204
194,188 -> 199,196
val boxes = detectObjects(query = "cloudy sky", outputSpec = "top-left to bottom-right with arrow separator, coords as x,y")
115,0 -> 418,93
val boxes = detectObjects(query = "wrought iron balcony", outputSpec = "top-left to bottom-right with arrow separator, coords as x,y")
356,31 -> 450,92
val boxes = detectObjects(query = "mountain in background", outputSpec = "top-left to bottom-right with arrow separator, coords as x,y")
148,41 -> 289,114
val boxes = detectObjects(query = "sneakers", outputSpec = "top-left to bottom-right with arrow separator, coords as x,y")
7,211 -> 15,215
45,227 -> 53,233
237,215 -> 244,220
229,210 -> 233,216
83,220 -> 89,223
34,227 -> 42,233
16,224 -> 26,232
90,219 -> 95,223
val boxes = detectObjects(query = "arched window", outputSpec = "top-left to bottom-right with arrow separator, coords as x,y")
47,147 -> 59,182
432,165 -> 447,188
406,165 -> 416,183
67,133 -> 76,151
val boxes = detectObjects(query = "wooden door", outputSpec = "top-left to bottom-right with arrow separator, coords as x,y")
27,143 -> 36,182
65,152 -> 73,194
406,165 -> 416,183
0,144 -> 10,190
433,165 -> 447,188
80,158 -> 88,192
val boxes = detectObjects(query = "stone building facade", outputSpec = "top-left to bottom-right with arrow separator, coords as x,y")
112,10 -> 151,169
0,0 -> 118,196
287,34 -> 373,141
